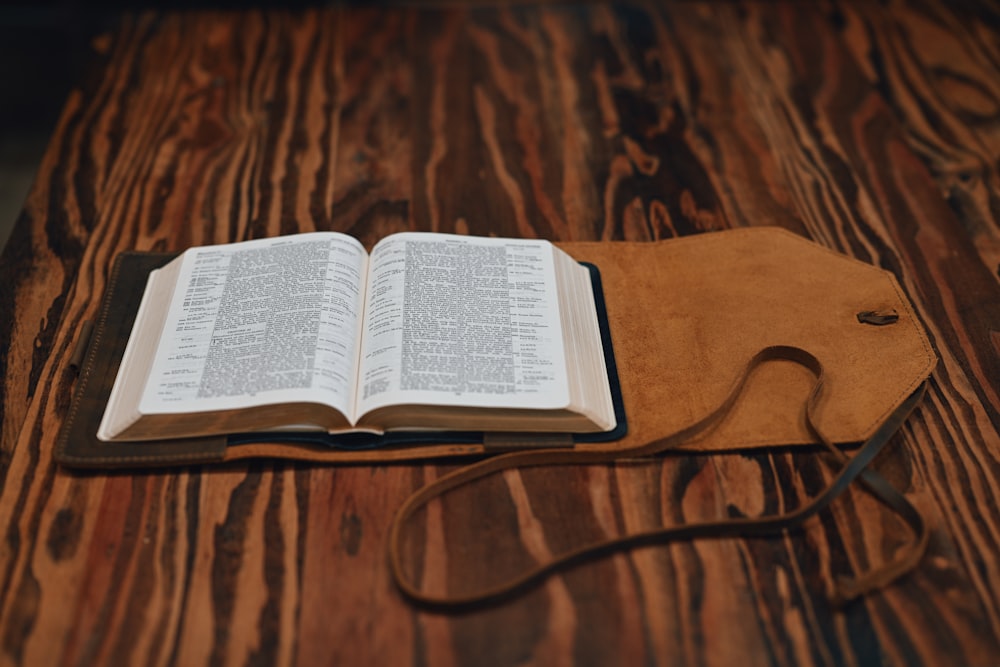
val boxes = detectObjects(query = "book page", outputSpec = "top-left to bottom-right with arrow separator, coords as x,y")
356,233 -> 569,416
139,233 -> 368,419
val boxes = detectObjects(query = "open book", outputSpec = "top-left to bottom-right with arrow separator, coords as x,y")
97,232 -> 618,442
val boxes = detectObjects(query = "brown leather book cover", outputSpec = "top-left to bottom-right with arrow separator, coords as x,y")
55,228 -> 936,468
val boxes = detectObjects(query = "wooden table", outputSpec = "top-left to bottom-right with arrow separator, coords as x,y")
2,1 -> 999,664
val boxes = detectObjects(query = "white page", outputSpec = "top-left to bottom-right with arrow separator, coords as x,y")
355,233 -> 569,417
139,232 -> 368,418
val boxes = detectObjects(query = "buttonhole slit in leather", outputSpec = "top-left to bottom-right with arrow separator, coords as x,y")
856,309 -> 899,326
69,320 -> 95,375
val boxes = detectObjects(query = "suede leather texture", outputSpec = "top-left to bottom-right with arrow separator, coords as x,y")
560,228 -> 935,452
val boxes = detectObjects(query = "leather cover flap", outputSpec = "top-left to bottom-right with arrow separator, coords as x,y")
560,228 -> 935,452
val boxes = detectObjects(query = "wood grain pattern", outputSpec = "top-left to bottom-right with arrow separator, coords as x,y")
1,2 -> 999,665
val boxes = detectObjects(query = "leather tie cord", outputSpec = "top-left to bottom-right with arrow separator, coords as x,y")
388,345 -> 929,609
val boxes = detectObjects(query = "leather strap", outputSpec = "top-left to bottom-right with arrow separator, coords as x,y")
388,345 -> 928,608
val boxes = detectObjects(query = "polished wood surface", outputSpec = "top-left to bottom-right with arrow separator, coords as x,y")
2,1 -> 999,664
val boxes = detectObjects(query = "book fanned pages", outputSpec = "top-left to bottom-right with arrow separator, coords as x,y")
56,227 -> 936,468
95,233 -> 621,443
